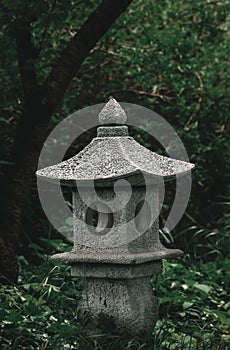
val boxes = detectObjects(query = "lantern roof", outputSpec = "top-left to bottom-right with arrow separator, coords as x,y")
36,99 -> 194,184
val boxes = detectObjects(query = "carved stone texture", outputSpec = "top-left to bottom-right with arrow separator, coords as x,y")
36,99 -> 194,184
98,97 -> 127,125
37,98 -> 194,337
72,261 -> 162,336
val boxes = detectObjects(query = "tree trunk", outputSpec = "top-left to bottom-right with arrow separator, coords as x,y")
0,0 -> 133,284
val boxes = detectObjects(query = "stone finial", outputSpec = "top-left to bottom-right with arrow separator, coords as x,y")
99,98 -> 127,125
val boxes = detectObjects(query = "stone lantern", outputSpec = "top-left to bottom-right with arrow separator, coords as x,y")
36,99 -> 194,337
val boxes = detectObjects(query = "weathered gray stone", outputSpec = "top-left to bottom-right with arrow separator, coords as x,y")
36,101 -> 194,184
77,275 -> 159,336
51,249 -> 183,267
69,261 -> 163,336
37,98 -> 193,338
98,97 -> 127,125
36,135 -> 194,183
71,184 -> 161,250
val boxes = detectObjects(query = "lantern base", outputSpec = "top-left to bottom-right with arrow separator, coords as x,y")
77,275 -> 158,336
51,249 -> 183,336
73,261 -> 162,337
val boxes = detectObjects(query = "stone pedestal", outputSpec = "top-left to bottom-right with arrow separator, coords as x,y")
72,261 -> 162,336
52,250 -> 182,336
77,277 -> 158,336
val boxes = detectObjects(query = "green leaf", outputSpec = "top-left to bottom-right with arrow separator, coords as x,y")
194,283 -> 211,294
183,301 -> 194,310
212,310 -> 230,326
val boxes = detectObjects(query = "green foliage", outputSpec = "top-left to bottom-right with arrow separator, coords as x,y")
0,265 -> 82,349
0,243 -> 229,349
152,259 -> 230,349
171,200 -> 230,260
0,239 -> 85,349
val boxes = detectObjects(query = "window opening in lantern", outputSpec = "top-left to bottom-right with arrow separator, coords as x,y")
86,202 -> 114,235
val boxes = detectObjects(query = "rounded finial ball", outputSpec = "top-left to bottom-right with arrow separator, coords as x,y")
99,98 -> 127,125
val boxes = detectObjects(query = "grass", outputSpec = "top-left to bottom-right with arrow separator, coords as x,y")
0,235 -> 229,349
